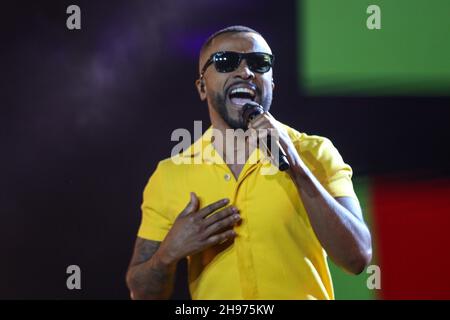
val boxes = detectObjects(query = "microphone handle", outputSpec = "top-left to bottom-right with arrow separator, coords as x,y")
261,134 -> 290,172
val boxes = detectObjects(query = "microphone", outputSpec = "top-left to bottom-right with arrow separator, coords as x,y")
242,103 -> 290,171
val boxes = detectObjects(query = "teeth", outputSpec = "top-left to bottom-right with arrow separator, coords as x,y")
230,87 -> 255,97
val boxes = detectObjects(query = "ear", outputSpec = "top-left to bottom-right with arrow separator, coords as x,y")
272,78 -> 275,91
195,78 -> 207,101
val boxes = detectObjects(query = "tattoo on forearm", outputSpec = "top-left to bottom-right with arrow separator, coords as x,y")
127,238 -> 176,299
130,238 -> 160,266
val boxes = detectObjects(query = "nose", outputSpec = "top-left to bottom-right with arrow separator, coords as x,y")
234,59 -> 255,80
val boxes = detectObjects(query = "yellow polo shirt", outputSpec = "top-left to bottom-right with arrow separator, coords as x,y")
137,124 -> 357,300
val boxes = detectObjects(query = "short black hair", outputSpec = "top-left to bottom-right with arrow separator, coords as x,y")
199,25 -> 262,58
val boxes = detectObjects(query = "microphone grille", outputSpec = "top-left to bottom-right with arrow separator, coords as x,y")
242,103 -> 264,125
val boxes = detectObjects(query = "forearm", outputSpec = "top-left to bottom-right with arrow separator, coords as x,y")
126,249 -> 177,300
287,152 -> 372,274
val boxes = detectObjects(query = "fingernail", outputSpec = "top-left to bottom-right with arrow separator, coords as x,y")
223,198 -> 230,204
233,214 -> 240,220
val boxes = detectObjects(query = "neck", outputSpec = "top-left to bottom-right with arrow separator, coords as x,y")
208,105 -> 252,166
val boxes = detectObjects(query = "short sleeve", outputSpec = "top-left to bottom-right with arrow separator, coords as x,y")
297,137 -> 358,200
137,162 -> 172,241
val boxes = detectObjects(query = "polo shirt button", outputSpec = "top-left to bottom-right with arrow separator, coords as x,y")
224,173 -> 231,181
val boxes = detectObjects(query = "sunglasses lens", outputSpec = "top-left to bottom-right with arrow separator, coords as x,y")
210,52 -> 273,74
214,52 -> 240,73
247,53 -> 273,73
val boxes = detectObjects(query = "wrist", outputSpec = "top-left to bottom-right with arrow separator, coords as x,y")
285,150 -> 311,181
284,145 -> 304,171
154,245 -> 179,267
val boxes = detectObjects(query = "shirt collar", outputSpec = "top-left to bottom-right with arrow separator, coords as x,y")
179,126 -> 267,166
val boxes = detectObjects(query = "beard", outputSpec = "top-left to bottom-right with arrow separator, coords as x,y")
211,91 -> 272,130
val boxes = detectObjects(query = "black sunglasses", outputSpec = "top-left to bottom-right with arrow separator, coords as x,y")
200,51 -> 274,79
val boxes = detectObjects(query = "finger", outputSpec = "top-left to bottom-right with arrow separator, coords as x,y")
253,123 -> 275,136
205,229 -> 237,246
180,192 -> 199,217
203,206 -> 239,227
256,127 -> 271,139
203,213 -> 240,238
197,198 -> 230,218
264,112 -> 285,131
265,111 -> 276,120
251,113 -> 270,127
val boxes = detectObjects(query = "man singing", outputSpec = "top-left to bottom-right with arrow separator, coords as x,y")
126,26 -> 372,300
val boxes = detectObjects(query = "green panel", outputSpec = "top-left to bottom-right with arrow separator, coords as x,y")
327,176 -> 377,299
298,0 -> 450,95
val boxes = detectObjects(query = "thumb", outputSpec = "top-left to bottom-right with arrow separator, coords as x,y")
181,192 -> 199,216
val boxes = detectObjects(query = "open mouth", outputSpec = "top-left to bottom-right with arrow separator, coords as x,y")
228,87 -> 256,106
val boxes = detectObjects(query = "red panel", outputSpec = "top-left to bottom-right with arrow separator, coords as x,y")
373,177 -> 450,299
